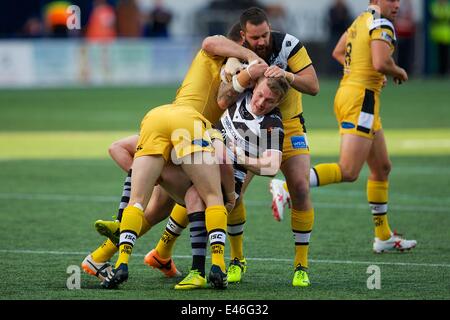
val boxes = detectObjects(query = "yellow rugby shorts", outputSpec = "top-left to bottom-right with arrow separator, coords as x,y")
135,104 -> 214,161
282,113 -> 310,163
334,85 -> 382,139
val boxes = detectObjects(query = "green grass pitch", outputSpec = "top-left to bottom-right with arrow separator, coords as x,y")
0,79 -> 449,300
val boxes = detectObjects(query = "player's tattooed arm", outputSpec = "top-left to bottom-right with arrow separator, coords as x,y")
217,61 -> 266,109
217,81 -> 241,110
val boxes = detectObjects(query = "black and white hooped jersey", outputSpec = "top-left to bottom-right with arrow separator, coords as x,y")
216,91 -> 284,160
215,91 -> 284,199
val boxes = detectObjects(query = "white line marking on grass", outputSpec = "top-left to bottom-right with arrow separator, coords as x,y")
245,200 -> 450,213
402,139 -> 450,149
0,192 -> 449,213
1,249 -> 450,268
0,193 -> 116,202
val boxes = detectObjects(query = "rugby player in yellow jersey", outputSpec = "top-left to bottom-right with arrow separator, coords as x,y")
100,103 -> 234,289
202,7 -> 320,287
81,25 -> 265,283
270,0 -> 417,253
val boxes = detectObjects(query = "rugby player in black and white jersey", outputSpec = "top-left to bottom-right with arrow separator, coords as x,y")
173,75 -> 290,289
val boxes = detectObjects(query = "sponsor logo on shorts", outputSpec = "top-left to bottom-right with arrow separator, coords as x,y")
291,136 -> 308,149
341,122 -> 356,129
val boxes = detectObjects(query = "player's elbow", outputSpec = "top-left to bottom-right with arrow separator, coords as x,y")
260,166 -> 279,177
108,141 -> 122,159
309,82 -> 320,96
332,50 -> 344,64
217,98 -> 229,110
262,170 -> 278,178
372,61 -> 384,73
372,57 -> 389,74
331,50 -> 340,62
259,156 -> 281,177
202,36 -> 218,54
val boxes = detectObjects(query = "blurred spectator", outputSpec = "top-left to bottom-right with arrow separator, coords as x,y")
145,0 -> 172,38
86,0 -> 117,42
430,0 -> 450,75
327,0 -> 352,75
266,5 -> 287,33
21,17 -> 44,38
43,1 -> 72,38
117,0 -> 142,37
198,0 -> 266,36
395,0 -> 416,75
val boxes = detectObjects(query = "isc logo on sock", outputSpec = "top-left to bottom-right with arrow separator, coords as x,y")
210,232 -> 225,245
120,232 -> 136,245
210,233 -> 224,241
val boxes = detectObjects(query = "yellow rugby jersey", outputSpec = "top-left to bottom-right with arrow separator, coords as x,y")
341,7 -> 397,92
267,32 -> 313,120
174,49 -> 226,124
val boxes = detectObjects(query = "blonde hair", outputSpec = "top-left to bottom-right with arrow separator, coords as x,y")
266,77 -> 290,102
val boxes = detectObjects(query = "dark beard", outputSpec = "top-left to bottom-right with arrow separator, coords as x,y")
243,40 -> 269,61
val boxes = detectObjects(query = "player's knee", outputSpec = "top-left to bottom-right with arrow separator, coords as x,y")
382,161 -> 392,176
341,169 -> 360,182
184,187 -> 204,213
372,161 -> 392,180
288,178 -> 310,203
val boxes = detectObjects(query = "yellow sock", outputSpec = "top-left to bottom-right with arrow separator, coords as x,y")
155,204 -> 188,259
116,205 -> 144,268
367,179 -> 392,241
227,201 -> 246,261
313,163 -> 342,186
91,238 -> 118,263
291,208 -> 314,269
205,205 -> 227,272
139,214 -> 151,237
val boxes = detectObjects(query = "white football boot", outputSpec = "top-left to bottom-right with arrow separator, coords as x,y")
373,231 -> 417,253
269,178 -> 291,222
81,254 -> 113,281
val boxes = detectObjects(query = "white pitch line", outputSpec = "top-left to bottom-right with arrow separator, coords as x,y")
0,192 -> 448,213
1,249 -> 450,268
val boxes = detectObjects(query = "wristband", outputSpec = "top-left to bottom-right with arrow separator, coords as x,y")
285,71 -> 295,84
232,74 -> 246,93
245,60 -> 259,79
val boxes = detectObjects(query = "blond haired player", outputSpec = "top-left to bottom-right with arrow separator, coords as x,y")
270,0 -> 417,253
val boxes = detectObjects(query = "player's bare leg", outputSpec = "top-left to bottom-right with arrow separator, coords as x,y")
102,155 -> 165,289
367,130 -> 417,252
281,154 -> 313,287
181,153 -> 228,289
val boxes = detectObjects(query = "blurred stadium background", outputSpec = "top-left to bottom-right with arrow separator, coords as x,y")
0,0 -> 449,86
1,0 -> 450,300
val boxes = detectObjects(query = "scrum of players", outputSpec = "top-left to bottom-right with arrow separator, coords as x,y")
81,1 -> 416,291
